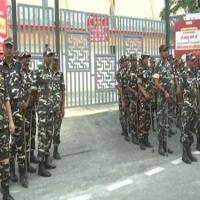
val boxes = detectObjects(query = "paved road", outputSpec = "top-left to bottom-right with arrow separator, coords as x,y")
7,111 -> 200,200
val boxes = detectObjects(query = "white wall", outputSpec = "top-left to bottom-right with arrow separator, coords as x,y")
7,0 -> 165,19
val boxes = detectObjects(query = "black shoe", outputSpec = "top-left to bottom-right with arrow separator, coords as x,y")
182,145 -> 192,164
196,138 -> 200,151
144,136 -> 153,148
124,135 -> 130,142
187,145 -> 198,162
163,142 -> 173,154
158,142 -> 165,156
30,151 -> 38,164
10,163 -> 18,183
45,157 -> 56,169
131,135 -> 139,145
2,184 -> 15,200
19,166 -> 28,188
28,164 -> 37,173
139,139 -> 146,150
53,146 -> 61,160
38,161 -> 51,177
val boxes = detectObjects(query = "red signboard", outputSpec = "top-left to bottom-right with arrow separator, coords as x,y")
175,19 -> 200,59
0,0 -> 8,57
87,15 -> 109,42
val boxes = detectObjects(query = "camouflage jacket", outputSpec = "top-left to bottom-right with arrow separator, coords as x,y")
20,67 -> 33,104
52,71 -> 65,112
180,68 -> 199,109
154,59 -> 176,98
0,59 -> 23,103
0,71 -> 9,129
31,64 -> 54,110
127,66 -> 138,100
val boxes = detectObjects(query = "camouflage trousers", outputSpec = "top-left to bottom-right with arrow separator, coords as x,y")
0,128 -> 10,186
37,106 -> 53,161
138,100 -> 151,140
118,96 -> 129,136
196,113 -> 200,139
53,111 -> 62,146
181,106 -> 197,144
157,98 -> 174,143
129,100 -> 138,137
25,107 -> 36,152
176,103 -> 182,130
10,105 -> 26,168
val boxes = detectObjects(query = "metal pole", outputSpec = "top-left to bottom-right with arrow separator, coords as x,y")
165,0 -> 170,49
11,0 -> 18,50
55,0 -> 60,65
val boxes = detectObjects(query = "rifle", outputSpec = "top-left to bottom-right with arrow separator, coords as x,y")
22,114 -> 28,175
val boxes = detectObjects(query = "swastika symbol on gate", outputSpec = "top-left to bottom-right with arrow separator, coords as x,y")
95,56 -> 116,91
66,33 -> 90,71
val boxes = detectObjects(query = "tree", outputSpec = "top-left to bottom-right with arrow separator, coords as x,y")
160,0 -> 200,19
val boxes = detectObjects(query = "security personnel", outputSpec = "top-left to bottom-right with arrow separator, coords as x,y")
0,42 -> 15,200
51,54 -> 65,160
31,45 -> 56,177
0,37 -> 28,188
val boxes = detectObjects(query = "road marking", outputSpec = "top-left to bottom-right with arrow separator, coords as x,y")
10,190 -> 19,193
171,158 -> 182,165
193,151 -> 200,155
145,167 -> 165,176
68,194 -> 91,200
106,179 -> 133,191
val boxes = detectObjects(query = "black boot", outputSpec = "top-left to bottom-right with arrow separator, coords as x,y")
163,141 -> 173,154
38,161 -> 51,177
182,144 -> 192,164
144,135 -> 153,148
30,151 -> 38,164
131,134 -> 139,145
53,146 -> 61,160
139,138 -> 146,150
27,158 -> 36,173
158,140 -> 165,156
45,156 -> 56,169
10,163 -> 18,183
187,144 -> 198,162
19,166 -> 28,188
2,184 -> 15,200
196,137 -> 200,151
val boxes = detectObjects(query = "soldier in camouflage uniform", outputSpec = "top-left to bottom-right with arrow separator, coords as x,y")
51,54 -> 65,160
31,46 -> 56,177
0,39 -> 15,200
153,45 -> 175,156
115,55 -> 130,142
19,51 -> 37,173
196,60 -> 200,151
179,53 -> 199,164
137,54 -> 153,150
0,38 -> 28,188
127,54 -> 139,144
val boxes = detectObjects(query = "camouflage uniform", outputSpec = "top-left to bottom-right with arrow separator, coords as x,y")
154,58 -> 175,155
0,59 -> 26,170
137,58 -> 153,149
127,60 -> 138,144
52,71 -> 65,148
179,59 -> 198,163
0,70 -> 10,187
115,56 -> 130,141
32,64 -> 54,162
196,69 -> 200,151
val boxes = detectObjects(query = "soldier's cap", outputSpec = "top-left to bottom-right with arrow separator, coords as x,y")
3,37 -> 14,46
19,51 -> 31,59
129,54 -> 137,61
141,53 -> 150,60
53,53 -> 59,60
119,55 -> 129,64
159,45 -> 168,52
186,53 -> 196,61
43,45 -> 54,56
150,57 -> 156,63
